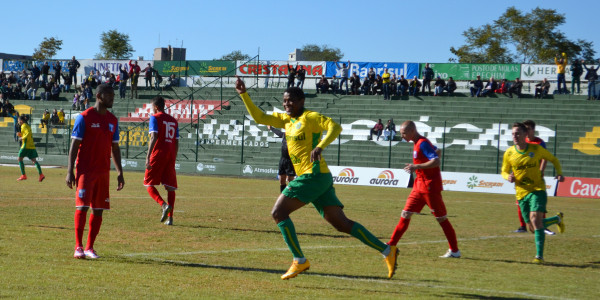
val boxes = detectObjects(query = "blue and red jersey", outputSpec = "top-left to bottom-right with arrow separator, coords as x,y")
412,136 -> 443,193
526,136 -> 546,149
148,112 -> 179,163
71,108 -> 119,175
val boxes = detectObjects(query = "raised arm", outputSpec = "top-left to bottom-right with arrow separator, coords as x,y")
235,76 -> 285,128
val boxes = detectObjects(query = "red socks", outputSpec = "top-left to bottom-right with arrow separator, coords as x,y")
517,205 -> 526,227
167,191 -> 175,217
388,217 -> 411,246
74,210 -> 86,248
147,186 -> 165,206
85,213 -> 103,250
439,219 -> 459,252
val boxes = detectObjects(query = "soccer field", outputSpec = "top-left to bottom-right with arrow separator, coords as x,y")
1,166 -> 598,299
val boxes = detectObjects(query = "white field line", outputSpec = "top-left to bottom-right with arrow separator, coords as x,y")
124,234 -> 529,257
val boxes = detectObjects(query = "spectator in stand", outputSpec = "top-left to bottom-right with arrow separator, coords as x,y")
409,76 -> 421,96
9,109 -> 20,141
154,70 -> 163,90
18,70 -> 28,85
108,73 -> 117,88
350,72 -> 361,95
422,63 -> 434,95
8,72 -> 17,84
41,62 -> 50,84
495,79 -> 509,95
330,75 -> 339,94
433,76 -> 445,96
26,78 -> 38,100
583,60 -> 599,100
316,75 -> 329,94
142,63 -> 155,90
383,119 -> 396,141
534,78 -> 551,99
29,64 -> 41,83
444,77 -> 457,95
95,71 -> 103,87
40,82 -> 51,101
3,99 -> 14,117
58,108 -> 65,125
398,75 -> 409,96
164,74 -> 178,90
119,65 -> 129,99
68,56 -> 81,87
382,69 -> 391,100
555,52 -> 568,94
53,62 -> 62,85
86,71 -> 97,89
508,78 -> 523,98
50,109 -> 59,125
83,83 -> 93,101
296,66 -> 306,90
41,109 -> 50,128
470,75 -> 483,97
361,76 -> 370,95
372,75 -> 383,95
390,74 -> 398,96
367,68 -> 376,94
51,83 -> 61,100
128,60 -> 141,99
61,72 -> 72,92
571,59 -> 583,95
336,60 -> 351,94
72,93 -> 82,110
368,119 -> 384,141
286,63 -> 298,88
481,77 -> 498,97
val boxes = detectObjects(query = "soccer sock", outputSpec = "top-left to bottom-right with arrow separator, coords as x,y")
86,213 -> 103,250
543,215 -> 560,228
280,185 -> 286,193
19,161 -> 25,175
350,222 -> 387,253
277,218 -> 304,259
534,228 -> 545,258
439,219 -> 459,252
167,190 -> 175,217
74,210 -> 86,248
517,206 -> 526,227
388,217 -> 411,246
34,161 -> 42,175
146,186 -> 165,206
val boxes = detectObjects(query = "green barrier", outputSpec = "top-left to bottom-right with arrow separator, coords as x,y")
154,60 -> 236,76
423,63 -> 521,80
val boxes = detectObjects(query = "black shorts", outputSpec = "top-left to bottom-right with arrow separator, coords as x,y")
279,157 -> 296,176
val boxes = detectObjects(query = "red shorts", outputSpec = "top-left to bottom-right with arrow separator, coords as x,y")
76,172 -> 110,210
144,159 -> 177,189
403,190 -> 447,217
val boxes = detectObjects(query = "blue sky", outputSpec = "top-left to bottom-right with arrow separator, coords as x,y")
4,0 -> 599,63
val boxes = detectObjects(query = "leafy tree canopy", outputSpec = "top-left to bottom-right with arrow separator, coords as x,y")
32,37 -> 63,60
96,30 -> 134,60
300,44 -> 343,61
218,50 -> 250,61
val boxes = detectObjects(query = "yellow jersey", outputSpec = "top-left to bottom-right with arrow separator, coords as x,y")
501,144 -> 562,200
382,72 -> 391,84
240,92 -> 341,176
20,123 -> 36,150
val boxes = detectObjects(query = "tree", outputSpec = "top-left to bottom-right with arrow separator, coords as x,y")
32,37 -> 63,60
96,30 -> 134,60
450,7 -> 596,64
218,50 -> 250,61
300,44 -> 343,61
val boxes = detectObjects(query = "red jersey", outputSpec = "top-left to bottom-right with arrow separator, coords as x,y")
148,112 -> 179,163
525,136 -> 547,149
71,108 -> 119,175
412,136 -> 443,193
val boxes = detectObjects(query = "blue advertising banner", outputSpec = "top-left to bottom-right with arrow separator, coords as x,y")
325,62 -> 419,79
2,60 -> 70,73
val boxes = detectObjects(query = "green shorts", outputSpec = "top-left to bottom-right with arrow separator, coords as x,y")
518,190 -> 548,223
18,148 -> 39,160
282,172 -> 343,217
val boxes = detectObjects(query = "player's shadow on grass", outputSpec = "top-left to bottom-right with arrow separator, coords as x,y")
446,292 -> 534,300
462,257 -> 599,269
182,224 -> 350,239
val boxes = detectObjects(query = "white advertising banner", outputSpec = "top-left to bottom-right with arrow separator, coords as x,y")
441,171 -> 558,196
329,166 -> 411,188
78,59 -> 154,76
520,64 -> 599,81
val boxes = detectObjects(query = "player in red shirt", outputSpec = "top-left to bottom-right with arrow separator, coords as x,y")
66,84 -> 124,259
144,96 -> 179,225
387,120 -> 460,258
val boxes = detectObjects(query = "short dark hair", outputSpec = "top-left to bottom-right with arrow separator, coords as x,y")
284,87 -> 305,101
523,120 -> 536,130
19,114 -> 29,123
152,96 -> 165,111
96,84 -> 113,98
513,122 -> 527,132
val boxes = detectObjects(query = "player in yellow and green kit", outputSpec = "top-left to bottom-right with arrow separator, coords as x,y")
16,115 -> 45,182
501,122 -> 564,264
235,77 -> 399,280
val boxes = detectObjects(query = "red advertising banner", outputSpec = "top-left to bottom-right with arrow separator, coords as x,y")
556,177 -> 600,198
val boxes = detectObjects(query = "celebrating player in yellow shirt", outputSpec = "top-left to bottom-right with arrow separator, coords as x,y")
235,77 -> 398,280
501,122 -> 565,264
16,115 -> 45,182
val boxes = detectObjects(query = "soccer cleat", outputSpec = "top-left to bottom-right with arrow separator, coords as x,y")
160,204 -> 172,223
84,249 -> 100,259
544,229 -> 556,235
440,249 -> 461,258
164,217 -> 173,226
556,212 -> 565,234
532,257 -> 545,264
39,174 -> 45,182
514,226 -> 527,233
17,175 -> 27,181
384,245 -> 399,278
281,259 -> 310,280
74,247 -> 85,259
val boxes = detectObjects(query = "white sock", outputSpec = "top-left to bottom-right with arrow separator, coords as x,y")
381,245 -> 391,257
294,257 -> 306,264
